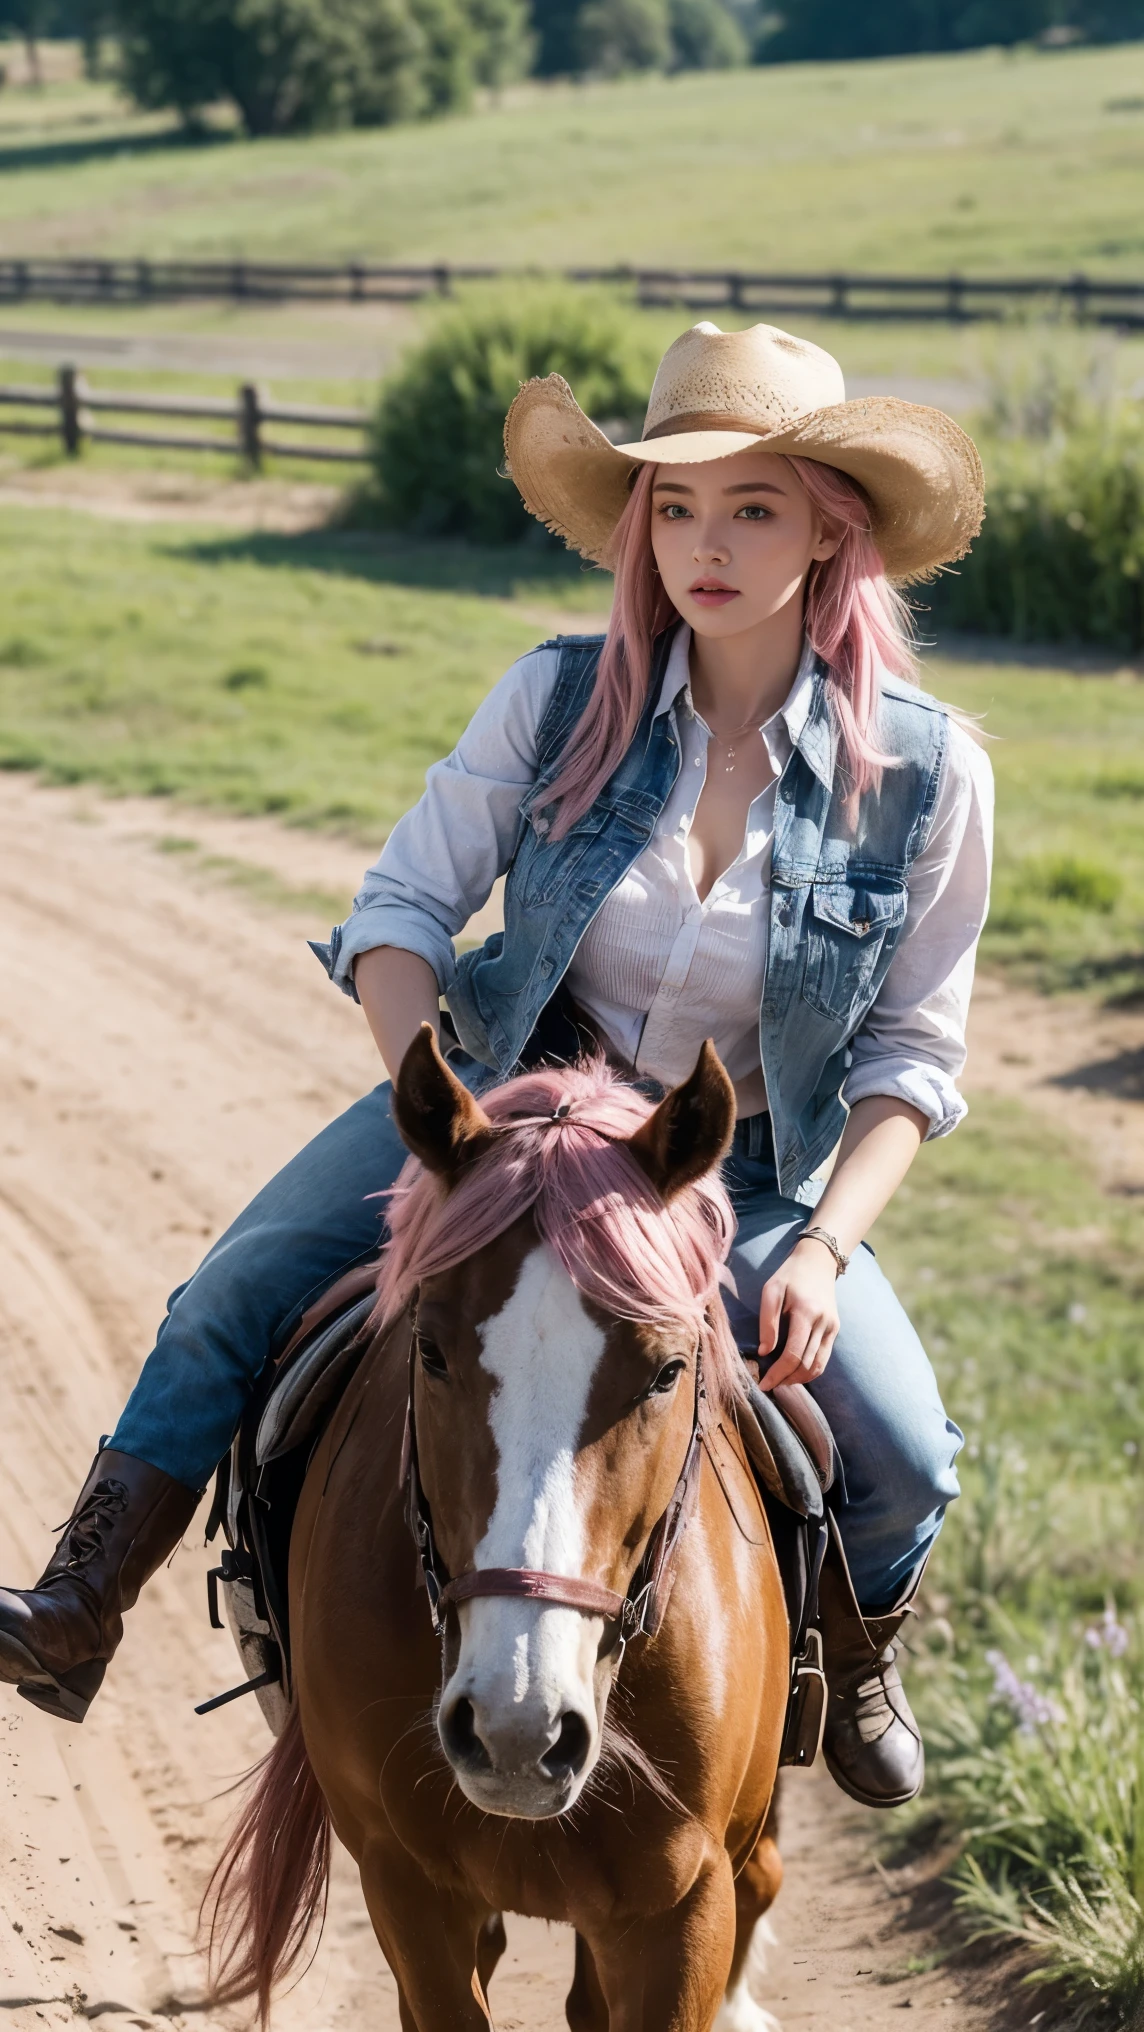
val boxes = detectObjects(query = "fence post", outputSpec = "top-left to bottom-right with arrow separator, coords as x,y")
946,274 -> 964,321
1070,272 -> 1090,323
349,262 -> 365,302
59,365 -> 83,456
829,273 -> 848,316
137,258 -> 152,300
434,263 -> 452,298
728,272 -> 745,310
239,382 -> 262,469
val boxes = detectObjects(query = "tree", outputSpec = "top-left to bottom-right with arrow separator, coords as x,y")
113,0 -> 515,134
756,0 -> 1144,59
578,0 -> 672,74
668,0 -> 748,66
0,0 -> 52,85
529,0 -> 581,72
466,0 -> 533,85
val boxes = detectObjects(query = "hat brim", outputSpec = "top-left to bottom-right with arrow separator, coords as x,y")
504,376 -> 984,584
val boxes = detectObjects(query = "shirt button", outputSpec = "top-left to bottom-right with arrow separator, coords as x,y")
778,904 -> 793,928
539,958 -> 554,978
694,757 -> 702,767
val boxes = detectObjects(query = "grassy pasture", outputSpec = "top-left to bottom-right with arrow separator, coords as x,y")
1,42 -> 1143,274
1,506 -> 1141,991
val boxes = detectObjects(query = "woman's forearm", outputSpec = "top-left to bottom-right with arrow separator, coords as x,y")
353,946 -> 441,1081
757,1093 -> 928,1389
807,1093 -> 928,1258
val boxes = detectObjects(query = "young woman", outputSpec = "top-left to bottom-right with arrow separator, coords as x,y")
0,321 -> 991,1809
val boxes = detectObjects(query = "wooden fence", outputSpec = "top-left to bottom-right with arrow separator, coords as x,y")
2,257 -> 1144,325
0,366 -> 370,466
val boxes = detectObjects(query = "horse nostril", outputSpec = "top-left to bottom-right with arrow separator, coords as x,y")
540,1710 -> 591,1781
440,1696 -> 491,1773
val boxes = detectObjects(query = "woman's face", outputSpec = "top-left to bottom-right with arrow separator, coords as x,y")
648,446 -> 842,642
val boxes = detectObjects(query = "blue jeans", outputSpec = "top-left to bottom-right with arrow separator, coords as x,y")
111,1088 -> 961,1611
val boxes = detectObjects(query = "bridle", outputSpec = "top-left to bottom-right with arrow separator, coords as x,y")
399,1294 -> 708,1671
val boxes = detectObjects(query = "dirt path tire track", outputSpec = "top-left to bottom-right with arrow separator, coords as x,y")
0,774 -> 1078,2032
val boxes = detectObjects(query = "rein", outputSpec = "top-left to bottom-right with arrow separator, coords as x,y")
400,1297 -> 707,1668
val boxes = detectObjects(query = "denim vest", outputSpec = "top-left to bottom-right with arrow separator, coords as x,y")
448,628 -> 947,1198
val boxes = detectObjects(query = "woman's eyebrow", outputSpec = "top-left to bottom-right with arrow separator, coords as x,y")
723,481 -> 787,496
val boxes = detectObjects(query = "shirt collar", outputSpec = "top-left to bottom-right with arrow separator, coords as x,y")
654,624 -> 825,774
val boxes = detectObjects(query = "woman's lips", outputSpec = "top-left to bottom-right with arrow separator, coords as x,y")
689,583 -> 741,607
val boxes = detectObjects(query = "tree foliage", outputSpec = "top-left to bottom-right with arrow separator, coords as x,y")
757,0 -> 1144,60
112,0 -> 532,134
532,0 -> 748,73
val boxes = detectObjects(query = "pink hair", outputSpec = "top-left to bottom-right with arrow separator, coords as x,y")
543,456 -> 916,838
374,1058 -> 744,1412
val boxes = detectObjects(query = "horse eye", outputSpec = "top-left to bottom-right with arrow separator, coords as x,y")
646,1359 -> 686,1397
417,1337 -> 449,1381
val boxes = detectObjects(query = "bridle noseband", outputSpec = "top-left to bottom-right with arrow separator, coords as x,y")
400,1296 -> 707,1670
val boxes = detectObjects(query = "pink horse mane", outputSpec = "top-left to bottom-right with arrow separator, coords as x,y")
375,1058 -> 746,1409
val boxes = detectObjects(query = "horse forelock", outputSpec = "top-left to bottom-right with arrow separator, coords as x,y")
372,1058 -> 746,1412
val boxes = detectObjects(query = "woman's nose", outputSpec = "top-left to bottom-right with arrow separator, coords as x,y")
692,527 -> 730,563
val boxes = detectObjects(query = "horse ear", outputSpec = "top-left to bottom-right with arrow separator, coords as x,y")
392,1024 -> 495,1178
627,1040 -> 736,1201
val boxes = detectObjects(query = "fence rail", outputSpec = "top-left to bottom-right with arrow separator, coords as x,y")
3,256 -> 1144,323
0,366 -> 371,467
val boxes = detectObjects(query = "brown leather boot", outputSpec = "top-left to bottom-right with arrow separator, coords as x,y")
818,1519 -> 926,1809
0,1450 -> 200,1723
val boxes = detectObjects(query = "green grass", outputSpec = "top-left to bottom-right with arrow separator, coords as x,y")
0,508 -> 610,833
927,649 -> 1144,998
873,1102 -> 1144,2022
1,507 -> 1140,994
1,42 -> 1144,273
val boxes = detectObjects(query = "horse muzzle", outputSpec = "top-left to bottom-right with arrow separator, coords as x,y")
437,1604 -> 605,1818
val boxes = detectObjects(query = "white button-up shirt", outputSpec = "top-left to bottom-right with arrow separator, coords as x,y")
333,630 -> 994,1136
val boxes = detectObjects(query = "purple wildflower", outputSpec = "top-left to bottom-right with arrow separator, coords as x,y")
985,1649 -> 1064,1734
1084,1605 -> 1130,1658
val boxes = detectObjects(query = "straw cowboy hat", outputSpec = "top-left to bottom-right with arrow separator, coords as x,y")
504,320 -> 984,583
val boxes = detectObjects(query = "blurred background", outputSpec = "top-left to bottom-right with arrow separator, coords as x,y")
1,7 -> 1144,2030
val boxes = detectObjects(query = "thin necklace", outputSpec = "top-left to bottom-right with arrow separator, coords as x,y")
701,702 -> 770,775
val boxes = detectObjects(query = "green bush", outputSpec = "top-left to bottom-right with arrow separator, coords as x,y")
941,415 -> 1144,653
369,286 -> 658,543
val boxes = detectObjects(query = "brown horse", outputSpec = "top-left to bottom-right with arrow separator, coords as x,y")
208,1031 -> 790,2031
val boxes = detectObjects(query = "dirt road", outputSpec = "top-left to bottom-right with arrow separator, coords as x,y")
0,773 -> 1086,2032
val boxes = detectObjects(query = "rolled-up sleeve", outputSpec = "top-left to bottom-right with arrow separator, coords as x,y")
842,718 -> 994,1138
324,646 -> 560,999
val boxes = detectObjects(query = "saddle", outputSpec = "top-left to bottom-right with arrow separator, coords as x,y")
200,1265 -> 839,1769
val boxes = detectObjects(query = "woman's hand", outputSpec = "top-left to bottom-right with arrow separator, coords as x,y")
754,1094 -> 929,1392
756,1235 -> 841,1389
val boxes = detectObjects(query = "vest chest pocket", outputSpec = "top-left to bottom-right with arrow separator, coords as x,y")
801,877 -> 908,1023
511,809 -> 611,908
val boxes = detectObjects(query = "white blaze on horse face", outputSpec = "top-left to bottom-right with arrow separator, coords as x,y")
444,1241 -> 608,1801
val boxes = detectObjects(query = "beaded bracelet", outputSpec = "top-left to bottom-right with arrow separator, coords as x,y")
799,1225 -> 850,1276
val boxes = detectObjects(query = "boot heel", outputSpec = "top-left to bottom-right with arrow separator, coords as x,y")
18,1658 -> 106,1725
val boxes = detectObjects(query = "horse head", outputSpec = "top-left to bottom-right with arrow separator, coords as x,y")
388,1026 -> 737,1820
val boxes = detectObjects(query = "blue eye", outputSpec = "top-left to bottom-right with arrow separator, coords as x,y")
659,503 -> 691,519
736,504 -> 771,521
